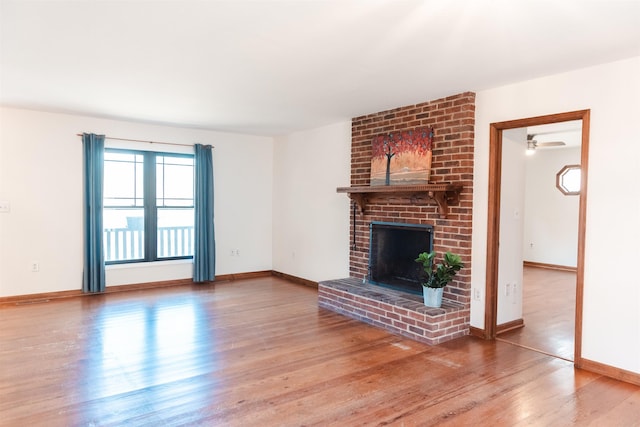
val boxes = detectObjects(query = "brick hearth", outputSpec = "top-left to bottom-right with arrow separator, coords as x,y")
319,279 -> 470,345
320,92 -> 475,345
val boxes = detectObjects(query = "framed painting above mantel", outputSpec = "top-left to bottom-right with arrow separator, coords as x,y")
370,126 -> 434,186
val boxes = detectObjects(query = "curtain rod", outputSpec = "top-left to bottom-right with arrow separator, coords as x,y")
76,133 -> 213,148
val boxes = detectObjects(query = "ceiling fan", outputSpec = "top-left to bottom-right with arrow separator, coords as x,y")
527,134 -> 566,151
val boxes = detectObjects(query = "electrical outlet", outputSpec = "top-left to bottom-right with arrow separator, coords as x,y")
473,288 -> 481,301
31,262 -> 39,272
505,283 -> 511,297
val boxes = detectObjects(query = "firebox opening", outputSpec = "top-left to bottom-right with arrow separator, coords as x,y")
368,221 -> 434,295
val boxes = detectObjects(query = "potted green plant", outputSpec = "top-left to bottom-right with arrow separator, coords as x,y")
415,251 -> 464,308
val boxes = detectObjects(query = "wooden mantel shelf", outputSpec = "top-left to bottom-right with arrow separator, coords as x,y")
337,184 -> 463,218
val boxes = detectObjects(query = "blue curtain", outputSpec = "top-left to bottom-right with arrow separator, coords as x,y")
82,133 -> 106,293
194,144 -> 216,282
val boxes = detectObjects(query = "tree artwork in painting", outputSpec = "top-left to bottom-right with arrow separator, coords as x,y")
370,126 -> 434,186
372,133 -> 399,185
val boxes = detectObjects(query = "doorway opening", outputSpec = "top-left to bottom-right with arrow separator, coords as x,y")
484,110 -> 590,366
498,266 -> 577,361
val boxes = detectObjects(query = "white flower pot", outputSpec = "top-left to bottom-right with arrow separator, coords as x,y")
423,287 -> 443,308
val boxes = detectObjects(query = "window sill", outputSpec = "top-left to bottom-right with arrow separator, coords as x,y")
106,259 -> 193,270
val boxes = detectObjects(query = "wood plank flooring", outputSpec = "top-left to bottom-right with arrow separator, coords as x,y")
498,266 -> 576,361
1,276 -> 639,426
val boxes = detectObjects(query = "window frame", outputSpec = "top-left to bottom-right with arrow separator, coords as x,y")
103,148 -> 195,265
556,164 -> 581,196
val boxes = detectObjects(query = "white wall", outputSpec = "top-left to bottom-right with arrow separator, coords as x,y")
496,129 -> 526,325
472,56 -> 640,373
272,121 -> 351,282
523,147 -> 581,267
0,107 -> 273,296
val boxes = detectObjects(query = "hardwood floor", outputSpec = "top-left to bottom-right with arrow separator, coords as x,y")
1,277 -> 639,426
498,266 -> 576,361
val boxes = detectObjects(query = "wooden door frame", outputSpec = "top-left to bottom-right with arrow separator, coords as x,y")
484,109 -> 590,366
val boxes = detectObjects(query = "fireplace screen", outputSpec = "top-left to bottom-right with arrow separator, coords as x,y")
368,222 -> 433,295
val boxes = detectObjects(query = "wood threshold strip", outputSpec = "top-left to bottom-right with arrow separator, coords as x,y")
496,337 -> 574,363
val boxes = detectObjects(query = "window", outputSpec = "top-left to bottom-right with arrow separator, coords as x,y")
103,149 -> 194,263
556,164 -> 581,195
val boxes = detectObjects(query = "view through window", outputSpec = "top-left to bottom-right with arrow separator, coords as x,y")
556,164 -> 581,196
103,149 -> 195,263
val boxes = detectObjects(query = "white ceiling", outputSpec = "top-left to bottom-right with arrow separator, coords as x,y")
528,120 -> 582,148
1,0 -> 639,136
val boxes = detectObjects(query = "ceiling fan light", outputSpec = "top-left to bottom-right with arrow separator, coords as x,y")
526,139 -> 536,154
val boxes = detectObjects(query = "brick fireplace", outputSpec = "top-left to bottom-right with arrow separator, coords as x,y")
319,92 -> 474,345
